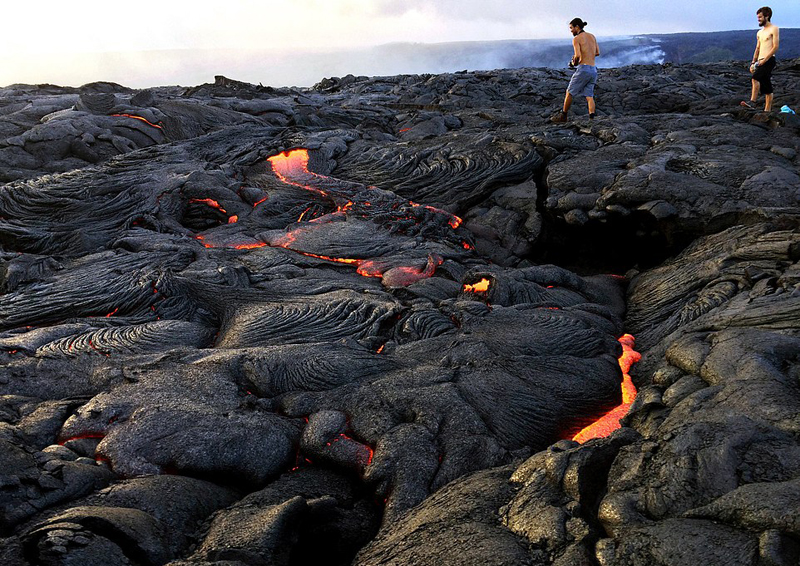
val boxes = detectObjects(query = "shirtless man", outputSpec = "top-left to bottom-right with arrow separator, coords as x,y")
741,6 -> 780,111
552,18 -> 600,123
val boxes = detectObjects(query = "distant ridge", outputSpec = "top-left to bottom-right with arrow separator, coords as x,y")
361,28 -> 800,73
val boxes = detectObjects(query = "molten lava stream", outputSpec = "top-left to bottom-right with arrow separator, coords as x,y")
268,149 -> 331,199
189,198 -> 227,213
110,114 -> 163,130
267,149 -> 463,230
572,334 -> 641,444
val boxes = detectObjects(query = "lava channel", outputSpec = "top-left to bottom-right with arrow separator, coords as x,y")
268,149 -> 332,199
572,334 -> 640,443
261,149 -> 460,286
267,149 -> 462,229
111,114 -> 163,130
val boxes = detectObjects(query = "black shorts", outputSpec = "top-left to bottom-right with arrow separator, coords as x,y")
753,56 -> 776,95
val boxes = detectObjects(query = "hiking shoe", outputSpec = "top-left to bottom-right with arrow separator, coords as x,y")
589,113 -> 596,120
740,100 -> 756,109
551,111 -> 568,123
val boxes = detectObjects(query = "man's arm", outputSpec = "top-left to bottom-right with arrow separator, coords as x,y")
760,27 -> 780,61
571,37 -> 581,66
752,38 -> 760,64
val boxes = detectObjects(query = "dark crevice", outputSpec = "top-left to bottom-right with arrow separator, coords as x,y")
529,213 -> 678,276
519,148 -> 688,276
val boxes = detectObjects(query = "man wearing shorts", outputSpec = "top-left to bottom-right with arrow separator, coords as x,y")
741,6 -> 780,112
552,18 -> 600,123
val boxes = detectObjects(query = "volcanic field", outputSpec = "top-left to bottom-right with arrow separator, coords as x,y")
1,59 -> 800,566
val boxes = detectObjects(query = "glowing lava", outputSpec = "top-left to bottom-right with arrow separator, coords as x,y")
411,202 -> 463,229
195,234 -> 267,250
572,334 -> 641,443
111,114 -> 163,130
381,255 -> 443,287
197,148 -> 458,289
58,433 -> 105,446
297,253 -> 360,265
463,278 -> 491,294
268,148 -> 463,231
189,198 -> 227,214
268,149 -> 330,198
356,260 -> 387,278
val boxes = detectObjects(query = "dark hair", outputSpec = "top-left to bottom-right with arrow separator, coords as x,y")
757,6 -> 772,20
570,18 -> 587,29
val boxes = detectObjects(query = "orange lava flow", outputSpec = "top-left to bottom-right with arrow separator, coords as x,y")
111,114 -> 163,129
297,207 -> 313,222
384,255 -> 442,286
268,149 -> 329,198
356,260 -> 386,278
411,202 -> 463,231
299,252 -> 360,265
195,234 -> 267,250
463,278 -> 491,293
269,149 -> 463,232
572,334 -> 641,443
194,148 -> 452,288
233,242 -> 268,250
58,433 -> 105,446
269,149 -> 310,177
189,198 -> 227,214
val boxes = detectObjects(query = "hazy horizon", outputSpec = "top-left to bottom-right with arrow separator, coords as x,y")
3,0 -> 799,88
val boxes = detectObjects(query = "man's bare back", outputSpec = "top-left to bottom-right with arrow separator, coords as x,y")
553,19 -> 600,123
572,31 -> 599,67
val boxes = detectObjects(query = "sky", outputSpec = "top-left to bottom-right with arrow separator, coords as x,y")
2,0 -> 799,88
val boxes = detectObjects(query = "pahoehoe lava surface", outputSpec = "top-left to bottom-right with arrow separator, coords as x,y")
1,61 -> 799,565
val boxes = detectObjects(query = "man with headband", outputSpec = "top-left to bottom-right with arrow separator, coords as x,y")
552,18 -> 600,123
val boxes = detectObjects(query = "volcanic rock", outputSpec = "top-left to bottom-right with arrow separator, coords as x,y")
2,58 -> 800,565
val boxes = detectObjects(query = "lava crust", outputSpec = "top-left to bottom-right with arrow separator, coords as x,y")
1,60 -> 800,566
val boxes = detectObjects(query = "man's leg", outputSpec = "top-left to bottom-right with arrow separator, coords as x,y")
587,97 -> 596,115
563,91 -> 574,114
552,91 -> 573,122
760,60 -> 775,112
751,78 -> 760,103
